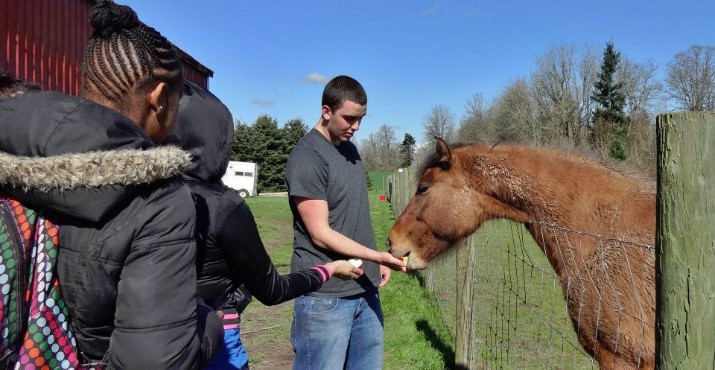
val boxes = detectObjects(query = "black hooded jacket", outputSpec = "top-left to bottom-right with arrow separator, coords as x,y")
164,81 -> 328,311
0,91 -> 222,369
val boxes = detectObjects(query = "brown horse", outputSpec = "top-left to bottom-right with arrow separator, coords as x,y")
387,138 -> 655,370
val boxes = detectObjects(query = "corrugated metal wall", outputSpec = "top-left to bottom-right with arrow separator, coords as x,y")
1,0 -> 92,96
1,0 -> 210,95
183,63 -> 209,90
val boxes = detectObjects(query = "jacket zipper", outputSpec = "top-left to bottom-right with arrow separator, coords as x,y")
0,200 -> 27,357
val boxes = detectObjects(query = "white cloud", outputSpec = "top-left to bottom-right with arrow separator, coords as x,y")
302,72 -> 329,84
422,4 -> 441,16
465,6 -> 478,17
250,98 -> 274,107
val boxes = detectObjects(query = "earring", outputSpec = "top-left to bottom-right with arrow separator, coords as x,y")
157,105 -> 164,113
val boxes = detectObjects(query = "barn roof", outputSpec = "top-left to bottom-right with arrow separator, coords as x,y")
175,45 -> 214,78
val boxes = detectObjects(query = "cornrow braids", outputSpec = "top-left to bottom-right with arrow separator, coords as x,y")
82,0 -> 182,104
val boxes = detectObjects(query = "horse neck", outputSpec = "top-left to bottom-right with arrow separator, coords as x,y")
465,146 -> 564,223
463,145 -> 655,276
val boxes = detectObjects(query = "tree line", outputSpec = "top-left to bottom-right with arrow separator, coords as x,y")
359,43 -> 715,177
232,43 -> 714,189
230,115 -> 306,192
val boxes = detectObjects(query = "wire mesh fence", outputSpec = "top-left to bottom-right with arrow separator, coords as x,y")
389,168 -> 654,369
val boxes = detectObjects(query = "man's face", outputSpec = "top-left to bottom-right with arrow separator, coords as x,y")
322,100 -> 366,143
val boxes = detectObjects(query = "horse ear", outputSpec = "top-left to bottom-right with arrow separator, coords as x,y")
435,137 -> 451,164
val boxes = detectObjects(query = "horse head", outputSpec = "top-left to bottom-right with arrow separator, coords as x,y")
387,137 -> 529,270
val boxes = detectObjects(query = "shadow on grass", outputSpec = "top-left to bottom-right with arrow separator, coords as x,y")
415,320 -> 468,370
414,272 -> 427,287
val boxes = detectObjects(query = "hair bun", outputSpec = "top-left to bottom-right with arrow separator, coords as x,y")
89,0 -> 140,38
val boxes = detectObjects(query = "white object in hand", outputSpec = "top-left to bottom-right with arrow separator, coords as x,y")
348,259 -> 363,268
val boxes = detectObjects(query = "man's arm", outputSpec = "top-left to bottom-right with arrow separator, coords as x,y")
294,196 -> 405,271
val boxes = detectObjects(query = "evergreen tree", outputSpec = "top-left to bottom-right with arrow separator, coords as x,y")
230,116 -> 309,193
252,115 -> 284,192
231,121 -> 258,162
282,118 -> 307,153
591,42 -> 630,160
399,133 -> 416,167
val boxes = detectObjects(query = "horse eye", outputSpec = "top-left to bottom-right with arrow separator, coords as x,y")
417,184 -> 429,194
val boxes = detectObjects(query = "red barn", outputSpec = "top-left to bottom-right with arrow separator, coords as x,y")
1,0 -> 213,95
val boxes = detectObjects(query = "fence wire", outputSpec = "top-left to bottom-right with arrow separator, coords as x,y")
389,168 -> 654,369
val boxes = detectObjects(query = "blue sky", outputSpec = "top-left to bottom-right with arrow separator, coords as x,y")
121,0 -> 714,144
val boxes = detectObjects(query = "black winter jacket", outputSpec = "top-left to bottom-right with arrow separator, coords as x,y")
0,91 -> 222,369
165,81 -> 327,311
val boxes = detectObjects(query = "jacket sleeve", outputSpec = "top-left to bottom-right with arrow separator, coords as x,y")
108,185 -> 222,369
216,195 -> 325,306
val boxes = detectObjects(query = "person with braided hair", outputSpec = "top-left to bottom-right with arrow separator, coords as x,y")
0,0 -> 223,368
82,0 -> 183,142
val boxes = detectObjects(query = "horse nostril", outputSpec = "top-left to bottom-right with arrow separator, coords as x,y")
385,238 -> 392,250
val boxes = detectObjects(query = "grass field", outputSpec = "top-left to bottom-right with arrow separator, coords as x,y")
242,169 -> 595,369
241,178 -> 454,369
423,220 -> 596,369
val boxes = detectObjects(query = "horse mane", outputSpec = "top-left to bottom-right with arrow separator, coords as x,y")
418,140 -> 654,190
417,141 -> 485,178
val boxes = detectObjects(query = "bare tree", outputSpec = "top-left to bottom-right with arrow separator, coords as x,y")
618,58 -> 663,116
358,134 -> 380,170
423,104 -> 455,144
531,43 -> 580,144
359,124 -> 400,171
576,45 -> 600,137
666,44 -> 715,111
491,78 -> 535,143
375,124 -> 399,169
457,93 -> 490,141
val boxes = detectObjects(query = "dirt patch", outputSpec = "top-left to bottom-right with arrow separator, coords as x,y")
241,195 -> 296,368
241,301 -> 295,369
258,218 -> 293,253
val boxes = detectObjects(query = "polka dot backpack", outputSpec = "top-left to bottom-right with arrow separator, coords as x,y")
0,197 -> 80,369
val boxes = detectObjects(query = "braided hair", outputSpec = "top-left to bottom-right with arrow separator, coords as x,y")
82,0 -> 182,106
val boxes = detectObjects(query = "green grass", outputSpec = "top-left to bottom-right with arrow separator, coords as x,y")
241,184 -> 454,369
371,192 -> 455,369
241,196 -> 294,367
421,219 -> 596,369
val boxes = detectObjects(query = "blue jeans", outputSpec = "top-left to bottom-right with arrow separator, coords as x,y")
291,290 -> 384,370
204,327 -> 250,370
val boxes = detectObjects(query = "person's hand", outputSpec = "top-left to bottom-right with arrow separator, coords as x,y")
325,260 -> 363,280
379,251 -> 407,271
378,265 -> 391,288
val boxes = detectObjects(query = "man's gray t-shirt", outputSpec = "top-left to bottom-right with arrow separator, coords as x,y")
285,128 -> 380,297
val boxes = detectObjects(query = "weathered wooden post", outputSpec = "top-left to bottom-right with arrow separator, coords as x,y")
656,112 -> 715,369
455,237 -> 477,369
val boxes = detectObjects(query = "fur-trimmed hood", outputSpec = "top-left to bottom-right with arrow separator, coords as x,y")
0,90 -> 191,223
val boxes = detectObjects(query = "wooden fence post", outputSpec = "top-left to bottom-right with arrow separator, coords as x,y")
656,112 -> 715,369
455,237 -> 477,369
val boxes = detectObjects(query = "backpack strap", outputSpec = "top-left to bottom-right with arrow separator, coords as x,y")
0,197 -> 30,363
0,197 -> 80,369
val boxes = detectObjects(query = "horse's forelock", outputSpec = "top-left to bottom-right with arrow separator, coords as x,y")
417,141 -> 480,179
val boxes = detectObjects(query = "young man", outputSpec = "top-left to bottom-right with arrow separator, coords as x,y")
286,75 -> 406,369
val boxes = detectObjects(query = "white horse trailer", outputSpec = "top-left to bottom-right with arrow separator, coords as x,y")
222,161 -> 258,198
